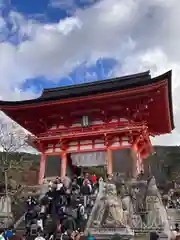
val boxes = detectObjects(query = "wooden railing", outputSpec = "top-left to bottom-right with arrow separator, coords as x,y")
33,122 -> 148,141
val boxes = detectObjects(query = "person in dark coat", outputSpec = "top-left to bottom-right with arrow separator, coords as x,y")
46,218 -> 57,240
77,175 -> 83,187
57,206 -> 73,227
46,189 -> 56,215
76,204 -> 86,232
61,217 -> 76,234
175,223 -> 180,232
81,180 -> 92,195
40,195 -> 49,207
25,210 -> 34,236
81,180 -> 92,207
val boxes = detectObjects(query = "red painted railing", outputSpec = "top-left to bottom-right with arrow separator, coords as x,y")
32,122 -> 148,142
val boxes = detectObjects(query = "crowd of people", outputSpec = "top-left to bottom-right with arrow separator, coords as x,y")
2,171 -> 180,240
24,173 -> 99,240
162,189 -> 180,210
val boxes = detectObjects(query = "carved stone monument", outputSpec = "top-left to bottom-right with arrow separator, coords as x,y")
145,177 -> 171,239
85,183 -> 134,239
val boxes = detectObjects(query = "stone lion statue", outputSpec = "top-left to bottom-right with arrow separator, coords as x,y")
89,183 -> 126,228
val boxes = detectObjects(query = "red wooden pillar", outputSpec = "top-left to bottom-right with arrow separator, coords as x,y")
61,151 -> 67,178
131,144 -> 138,179
131,143 -> 144,178
107,148 -> 113,175
38,153 -> 46,185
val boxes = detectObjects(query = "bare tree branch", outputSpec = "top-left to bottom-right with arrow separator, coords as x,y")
0,120 -> 29,171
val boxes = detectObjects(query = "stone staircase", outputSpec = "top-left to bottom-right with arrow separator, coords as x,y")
15,194 -> 97,237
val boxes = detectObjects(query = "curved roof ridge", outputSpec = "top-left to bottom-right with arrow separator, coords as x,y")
41,70 -> 150,98
0,70 -> 171,106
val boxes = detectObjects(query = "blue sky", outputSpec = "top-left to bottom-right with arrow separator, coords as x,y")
0,0 -> 180,145
23,58 -> 117,93
1,0 -> 116,97
10,0 -> 100,22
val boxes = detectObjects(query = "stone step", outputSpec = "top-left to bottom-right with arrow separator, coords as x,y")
15,194 -> 97,235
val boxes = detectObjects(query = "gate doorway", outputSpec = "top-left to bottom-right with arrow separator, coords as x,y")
70,151 -> 107,178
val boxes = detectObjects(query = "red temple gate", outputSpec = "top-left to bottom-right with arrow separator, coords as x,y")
0,70 -> 174,184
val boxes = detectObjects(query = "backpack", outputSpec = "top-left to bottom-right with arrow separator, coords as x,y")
30,223 -> 38,236
77,205 -> 84,218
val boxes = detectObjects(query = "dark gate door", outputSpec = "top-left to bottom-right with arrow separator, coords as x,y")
45,155 -> 61,178
112,149 -> 133,177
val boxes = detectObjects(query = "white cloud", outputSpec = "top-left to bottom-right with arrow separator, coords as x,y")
44,17 -> 82,35
0,0 -> 180,145
112,48 -> 180,145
